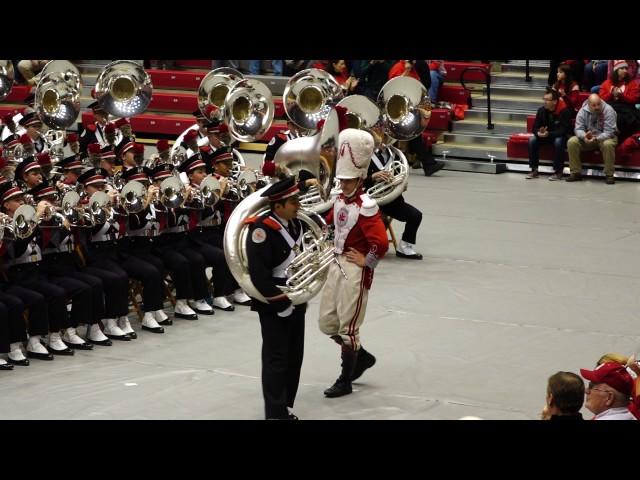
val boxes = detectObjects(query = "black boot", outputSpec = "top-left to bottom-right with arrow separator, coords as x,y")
324,348 -> 358,398
352,347 -> 376,381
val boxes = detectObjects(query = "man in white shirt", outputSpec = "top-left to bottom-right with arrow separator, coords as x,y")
580,362 -> 637,420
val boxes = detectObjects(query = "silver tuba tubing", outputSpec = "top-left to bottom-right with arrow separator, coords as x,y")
365,146 -> 409,206
224,78 -> 274,142
95,60 -> 152,118
223,186 -> 334,305
377,76 -> 431,141
197,67 -> 244,122
35,61 -> 82,130
0,60 -> 15,102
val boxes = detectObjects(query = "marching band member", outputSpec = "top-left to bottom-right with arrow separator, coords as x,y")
18,112 -> 46,154
14,156 -> 44,190
318,128 -> 388,398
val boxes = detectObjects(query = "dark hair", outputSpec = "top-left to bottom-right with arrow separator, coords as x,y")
544,86 -> 560,101
327,59 -> 347,76
269,198 -> 289,211
611,65 -> 628,83
547,372 -> 585,414
555,64 -> 575,90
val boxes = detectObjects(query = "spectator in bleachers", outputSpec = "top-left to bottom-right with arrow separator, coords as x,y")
326,60 -> 359,95
388,60 -> 420,81
248,60 -> 283,76
548,60 -> 585,89
553,63 -> 580,113
566,94 -> 618,184
426,60 -> 447,102
211,60 -> 240,71
580,362 -> 637,420
284,60 -> 307,77
606,59 -> 639,80
540,371 -> 584,420
526,87 -> 573,181
598,60 -> 640,143
583,60 -> 609,93
595,353 -> 640,420
16,60 -> 48,87
353,60 -> 393,101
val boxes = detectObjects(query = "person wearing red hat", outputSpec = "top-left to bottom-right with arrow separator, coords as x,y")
114,118 -> 133,139
18,112 -> 46,154
245,175 -> 308,419
65,132 -> 79,155
598,60 -> 640,146
57,155 -> 85,186
132,143 -> 145,166
318,128 -> 389,398
79,101 -> 121,154
261,120 -> 305,178
15,156 -> 43,190
156,139 -> 171,164
581,362 -> 637,420
1,112 -> 19,142
0,181 -> 74,358
115,137 -> 137,170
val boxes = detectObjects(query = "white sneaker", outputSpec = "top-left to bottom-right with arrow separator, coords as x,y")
174,299 -> 197,319
8,343 -> 26,362
27,336 -> 48,355
0,357 -> 8,366
48,332 -> 71,352
88,324 -> 110,343
117,316 -> 136,337
103,318 -> 130,340
154,309 -> 169,322
141,312 -> 164,333
232,290 -> 251,305
212,296 -> 234,311
63,327 -> 87,345
189,299 -> 214,314
396,241 -> 423,260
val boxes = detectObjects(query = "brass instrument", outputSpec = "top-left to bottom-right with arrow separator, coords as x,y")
35,61 -> 82,130
377,76 -> 431,141
119,180 -> 147,214
197,67 -> 244,122
0,60 -> 15,102
224,78 -> 274,142
187,175 -> 221,209
159,176 -> 186,209
283,68 -> 344,131
1,204 -> 38,240
95,60 -> 152,117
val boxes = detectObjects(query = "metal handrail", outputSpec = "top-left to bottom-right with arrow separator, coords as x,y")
525,60 -> 532,82
460,66 -> 494,130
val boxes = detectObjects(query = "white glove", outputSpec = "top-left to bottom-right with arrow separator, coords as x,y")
277,304 -> 294,318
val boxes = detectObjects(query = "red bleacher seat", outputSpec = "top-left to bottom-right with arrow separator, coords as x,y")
0,105 -> 21,117
427,109 -> 451,131
507,133 -> 640,168
422,130 -> 440,145
3,85 -> 31,104
147,69 -> 207,90
173,60 -> 210,69
443,62 -> 490,83
437,85 -> 470,106
148,91 -> 286,117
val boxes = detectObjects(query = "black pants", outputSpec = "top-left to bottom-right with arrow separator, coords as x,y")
258,306 -> 306,419
156,234 -> 210,300
528,135 -> 567,173
408,135 -> 436,173
0,292 -> 27,352
381,194 -> 423,244
8,264 -> 70,331
2,285 -> 48,336
87,243 -> 165,313
83,264 -> 130,319
189,229 -> 235,297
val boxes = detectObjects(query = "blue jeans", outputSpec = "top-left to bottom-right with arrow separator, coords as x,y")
584,61 -> 608,91
528,135 -> 567,173
429,70 -> 445,102
249,60 -> 283,76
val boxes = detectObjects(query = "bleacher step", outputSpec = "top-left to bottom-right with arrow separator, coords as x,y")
443,132 -> 510,146
487,85 -> 546,99
433,142 -> 508,161
451,119 -> 526,135
464,108 -> 534,121
473,95 -> 541,111
501,63 -> 549,75
491,72 -> 548,87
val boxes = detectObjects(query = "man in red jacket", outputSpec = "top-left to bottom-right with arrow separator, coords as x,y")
318,128 -> 389,398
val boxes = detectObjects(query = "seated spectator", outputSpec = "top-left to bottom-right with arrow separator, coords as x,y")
388,60 -> 420,81
526,87 -> 573,181
284,60 -> 306,77
326,59 -> 358,95
598,60 -> 640,142
540,371 -> 584,420
583,60 -> 609,93
606,59 -> 639,81
355,60 -> 393,101
426,60 -> 447,102
566,94 -> 618,184
553,63 -> 580,113
248,60 -> 283,76
595,353 -> 640,420
16,60 -> 48,87
580,362 -> 637,420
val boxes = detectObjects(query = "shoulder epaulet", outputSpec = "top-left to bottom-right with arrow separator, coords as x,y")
243,216 -> 258,225
359,194 -> 379,217
276,133 -> 287,141
263,217 -> 282,231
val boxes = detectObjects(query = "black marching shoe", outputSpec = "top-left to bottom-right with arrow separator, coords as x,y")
0,363 -> 14,371
64,341 -> 94,350
352,347 -> 376,381
424,161 -> 445,177
8,357 -> 30,366
141,325 -> 165,334
158,319 -> 173,326
324,348 -> 358,398
396,251 -> 423,260
27,350 -> 54,361
49,345 -> 75,356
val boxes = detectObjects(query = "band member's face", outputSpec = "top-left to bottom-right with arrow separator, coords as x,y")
189,167 -> 207,185
214,160 -> 232,177
27,124 -> 42,137
100,160 -> 115,175
4,196 -> 25,215
86,183 -> 106,195
123,151 -> 136,167
95,112 -> 108,125
274,195 -> 300,221
65,170 -> 80,182
24,169 -> 43,188
339,177 -> 361,197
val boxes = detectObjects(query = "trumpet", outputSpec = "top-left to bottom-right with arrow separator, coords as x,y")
119,180 -> 147,214
0,205 -> 38,241
37,191 -> 84,228
158,176 -> 186,209
186,176 -> 221,209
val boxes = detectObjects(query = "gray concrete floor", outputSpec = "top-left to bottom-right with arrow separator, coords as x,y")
2,166 -> 640,420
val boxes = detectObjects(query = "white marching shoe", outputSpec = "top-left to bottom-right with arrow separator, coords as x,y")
232,289 -> 251,306
88,324 -> 112,346
26,335 -> 52,360
48,332 -> 74,355
141,312 -> 165,334
63,327 -> 93,350
395,240 -> 423,260
212,296 -> 234,311
174,299 -> 198,320
103,318 -> 130,341
7,342 -> 28,366
188,299 -> 214,315
154,309 -> 172,326
117,316 -> 137,339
